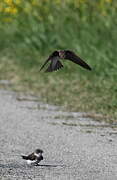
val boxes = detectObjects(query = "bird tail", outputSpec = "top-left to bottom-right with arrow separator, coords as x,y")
21,155 -> 28,160
45,60 -> 63,72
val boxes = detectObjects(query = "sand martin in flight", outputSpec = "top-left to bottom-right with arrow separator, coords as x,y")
40,50 -> 92,72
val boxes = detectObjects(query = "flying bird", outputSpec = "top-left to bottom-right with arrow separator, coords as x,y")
21,149 -> 43,165
40,50 -> 92,72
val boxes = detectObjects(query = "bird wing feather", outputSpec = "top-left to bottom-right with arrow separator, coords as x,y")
40,51 -> 59,71
64,50 -> 92,71
45,60 -> 63,72
21,153 -> 36,161
39,58 -> 50,71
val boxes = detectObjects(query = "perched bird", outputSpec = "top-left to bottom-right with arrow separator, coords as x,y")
40,50 -> 92,72
21,149 -> 43,165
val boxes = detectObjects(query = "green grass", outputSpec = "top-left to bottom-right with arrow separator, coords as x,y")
0,2 -> 117,122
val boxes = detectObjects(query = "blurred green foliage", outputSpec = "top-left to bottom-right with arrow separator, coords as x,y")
0,0 -> 117,121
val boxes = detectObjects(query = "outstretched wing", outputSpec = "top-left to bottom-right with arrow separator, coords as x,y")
39,58 -> 50,72
64,50 -> 92,71
40,51 -> 59,71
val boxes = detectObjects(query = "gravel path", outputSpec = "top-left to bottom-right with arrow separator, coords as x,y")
0,89 -> 117,180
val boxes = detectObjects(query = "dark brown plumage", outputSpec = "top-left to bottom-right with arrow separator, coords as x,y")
40,50 -> 92,72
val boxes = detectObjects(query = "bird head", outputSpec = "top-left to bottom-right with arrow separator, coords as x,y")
58,50 -> 65,59
35,149 -> 43,154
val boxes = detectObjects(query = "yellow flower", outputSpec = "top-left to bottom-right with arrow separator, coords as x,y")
11,7 -> 18,14
15,0 -> 21,5
4,0 -> 13,5
4,6 -> 18,14
4,7 -> 11,13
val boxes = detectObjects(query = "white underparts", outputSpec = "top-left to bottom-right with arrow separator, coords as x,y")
27,160 -> 36,165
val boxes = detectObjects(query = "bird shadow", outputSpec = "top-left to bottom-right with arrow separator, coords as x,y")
35,164 -> 65,168
0,163 -> 65,169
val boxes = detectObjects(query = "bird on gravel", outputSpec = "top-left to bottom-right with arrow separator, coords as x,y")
21,149 -> 43,165
40,50 -> 92,72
